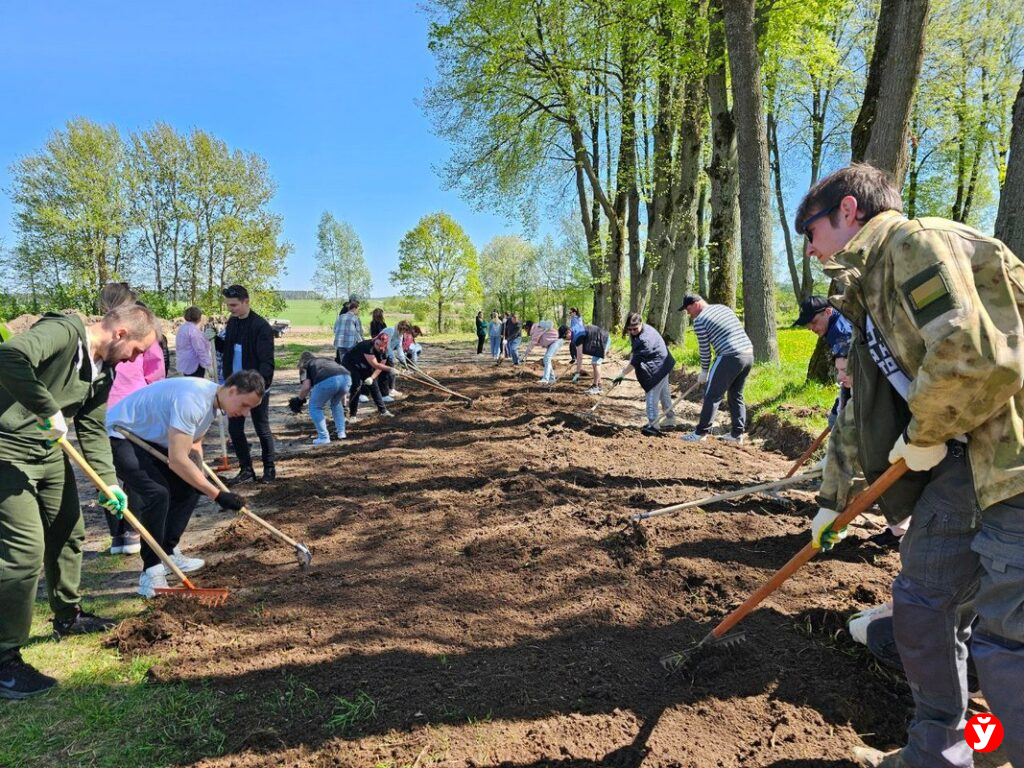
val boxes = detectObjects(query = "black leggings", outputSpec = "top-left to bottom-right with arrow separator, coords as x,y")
349,376 -> 386,415
477,335 -> 485,354
110,438 -> 199,569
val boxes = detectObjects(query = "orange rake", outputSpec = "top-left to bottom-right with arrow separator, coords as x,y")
59,438 -> 229,606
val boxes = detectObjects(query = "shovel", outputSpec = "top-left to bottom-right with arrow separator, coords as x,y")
660,459 -> 909,672
58,438 -> 229,605
114,427 -> 313,568
631,466 -> 823,521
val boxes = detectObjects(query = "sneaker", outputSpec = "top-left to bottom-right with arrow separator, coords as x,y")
139,564 -> 170,598
260,464 -> 276,483
0,650 -> 57,699
641,424 -> 663,437
312,436 -> 331,446
538,376 -> 549,383
867,528 -> 902,549
586,386 -> 602,395
51,607 -> 117,640
382,395 -> 395,403
167,547 -> 204,574
335,432 -> 347,440
681,432 -> 706,442
121,531 -> 141,554
660,414 -> 683,427
389,389 -> 402,397
109,535 -> 125,555
847,602 -> 893,645
347,415 -> 361,425
358,394 -> 369,403
852,747 -> 910,768
379,410 -> 394,418
719,434 -> 746,444
226,466 -> 256,487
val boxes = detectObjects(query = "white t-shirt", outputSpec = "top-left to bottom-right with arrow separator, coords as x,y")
107,377 -> 218,446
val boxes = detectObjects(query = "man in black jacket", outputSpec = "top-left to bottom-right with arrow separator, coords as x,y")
215,285 -> 276,484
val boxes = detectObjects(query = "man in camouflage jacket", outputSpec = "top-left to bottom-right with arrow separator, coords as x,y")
797,164 -> 1024,768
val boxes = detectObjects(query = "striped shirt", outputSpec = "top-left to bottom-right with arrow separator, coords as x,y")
693,304 -> 753,371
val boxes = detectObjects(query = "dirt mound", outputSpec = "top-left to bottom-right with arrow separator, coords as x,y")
750,411 -> 820,458
110,609 -> 186,653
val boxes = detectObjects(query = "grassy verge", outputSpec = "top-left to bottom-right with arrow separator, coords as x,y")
612,327 -> 835,434
0,563 -> 232,768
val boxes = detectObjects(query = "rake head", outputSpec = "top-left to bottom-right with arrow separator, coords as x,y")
659,630 -> 747,673
641,425 -> 664,437
155,586 -> 230,607
294,543 -> 313,568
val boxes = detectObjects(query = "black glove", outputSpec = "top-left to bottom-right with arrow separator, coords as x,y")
215,490 -> 246,511
288,396 -> 307,414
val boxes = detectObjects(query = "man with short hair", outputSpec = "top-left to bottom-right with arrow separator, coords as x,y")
678,294 -> 754,444
792,296 -> 852,356
333,294 -> 363,363
0,304 -> 159,698
107,371 -> 263,597
215,285 -> 276,485
798,162 -> 1024,768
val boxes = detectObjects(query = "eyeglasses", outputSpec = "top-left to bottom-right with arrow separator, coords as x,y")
800,203 -> 839,243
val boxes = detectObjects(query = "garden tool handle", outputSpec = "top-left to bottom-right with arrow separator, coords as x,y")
57,437 -> 195,586
710,459 -> 910,639
784,425 -> 832,478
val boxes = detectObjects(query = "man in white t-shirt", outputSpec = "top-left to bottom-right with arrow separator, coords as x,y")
106,370 -> 265,596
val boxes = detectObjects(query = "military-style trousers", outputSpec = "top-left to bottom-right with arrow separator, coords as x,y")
0,453 -> 84,653
893,443 -> 1024,767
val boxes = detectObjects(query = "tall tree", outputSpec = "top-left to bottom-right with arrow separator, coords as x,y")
996,70 -> 1024,256
722,0 -> 779,362
312,212 -> 372,311
479,235 -> 537,315
391,212 -> 480,332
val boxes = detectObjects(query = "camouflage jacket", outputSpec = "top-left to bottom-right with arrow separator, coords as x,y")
820,210 -> 1024,512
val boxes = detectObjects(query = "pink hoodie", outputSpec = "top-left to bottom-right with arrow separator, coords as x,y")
524,324 -> 559,357
107,339 -> 166,407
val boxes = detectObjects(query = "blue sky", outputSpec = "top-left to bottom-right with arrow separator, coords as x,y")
0,1 -> 521,295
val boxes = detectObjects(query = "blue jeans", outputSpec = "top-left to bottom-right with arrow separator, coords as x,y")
508,337 -> 521,365
489,335 -> 501,359
645,375 -> 673,423
309,374 -> 350,439
542,339 -> 563,380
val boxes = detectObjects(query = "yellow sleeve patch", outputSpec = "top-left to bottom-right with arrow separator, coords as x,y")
908,274 -> 949,310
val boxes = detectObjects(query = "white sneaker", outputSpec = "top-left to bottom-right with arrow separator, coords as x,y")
660,414 -> 683,427
336,432 -> 347,440
586,386 -> 602,395
719,434 -> 746,444
121,533 -> 141,555
538,376 -> 549,383
389,389 -> 402,397
379,410 -> 394,418
358,394 -> 369,403
138,564 -> 169,598
847,602 -> 893,646
681,432 -> 706,442
312,436 -> 330,446
347,415 -> 361,424
382,395 -> 395,403
165,547 -> 204,575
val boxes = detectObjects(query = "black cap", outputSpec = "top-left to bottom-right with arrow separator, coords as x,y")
792,296 -> 829,327
222,284 -> 249,300
677,294 -> 702,311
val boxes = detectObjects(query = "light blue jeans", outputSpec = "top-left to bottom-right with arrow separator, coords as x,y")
309,373 -> 351,440
489,335 -> 502,359
508,336 -> 521,365
542,339 -> 563,381
645,375 -> 673,423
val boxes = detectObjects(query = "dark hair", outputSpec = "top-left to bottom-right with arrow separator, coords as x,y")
523,320 -> 534,334
100,282 -> 136,312
224,370 -> 265,398
569,307 -> 580,317
340,301 -> 350,315
372,308 -> 385,323
184,306 -> 202,323
794,163 -> 902,235
222,284 -> 249,300
396,320 -> 413,335
625,312 -> 643,330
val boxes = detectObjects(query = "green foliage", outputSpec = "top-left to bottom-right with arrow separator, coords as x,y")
312,211 -> 372,312
391,211 -> 481,333
325,690 -> 377,734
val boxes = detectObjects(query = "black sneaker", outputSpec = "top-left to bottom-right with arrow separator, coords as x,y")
227,466 -> 257,487
0,650 -> 57,699
259,464 -> 276,483
51,607 -> 117,641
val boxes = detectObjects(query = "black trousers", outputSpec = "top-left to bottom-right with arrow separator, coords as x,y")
477,334 -> 485,354
228,392 -> 275,469
111,438 -> 199,570
185,366 -> 206,379
349,376 -> 386,416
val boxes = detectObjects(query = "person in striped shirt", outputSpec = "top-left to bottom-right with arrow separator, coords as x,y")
678,294 -> 754,443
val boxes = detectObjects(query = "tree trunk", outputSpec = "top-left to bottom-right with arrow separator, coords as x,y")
437,298 -> 443,334
806,337 -> 834,384
851,0 -> 930,186
706,2 -> 739,309
722,0 -> 779,362
696,178 -> 708,296
769,107 -> 800,300
996,69 -> 1024,257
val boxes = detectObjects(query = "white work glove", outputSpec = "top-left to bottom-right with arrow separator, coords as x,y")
888,434 -> 946,472
390,367 -> 401,378
571,373 -> 581,383
810,507 -> 848,551
812,457 -> 827,471
36,411 -> 68,442
697,370 -> 708,386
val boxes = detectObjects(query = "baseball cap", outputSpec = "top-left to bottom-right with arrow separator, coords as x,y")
792,296 -> 830,327
677,294 -> 702,311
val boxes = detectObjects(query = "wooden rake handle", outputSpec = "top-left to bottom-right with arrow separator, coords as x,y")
784,425 -> 832,478
709,459 -> 909,640
403,370 -> 472,402
58,437 -> 196,587
651,379 -> 702,428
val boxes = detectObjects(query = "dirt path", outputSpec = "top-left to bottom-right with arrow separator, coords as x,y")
100,342 -> 1005,767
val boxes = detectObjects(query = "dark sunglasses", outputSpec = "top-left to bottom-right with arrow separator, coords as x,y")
800,203 -> 839,243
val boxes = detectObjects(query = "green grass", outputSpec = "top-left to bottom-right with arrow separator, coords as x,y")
612,326 -> 836,434
277,299 -> 417,330
325,690 -> 377,734
0,570 -> 231,768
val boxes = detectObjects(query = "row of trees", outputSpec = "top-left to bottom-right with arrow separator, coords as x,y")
425,0 -> 1024,360
1,119 -> 291,317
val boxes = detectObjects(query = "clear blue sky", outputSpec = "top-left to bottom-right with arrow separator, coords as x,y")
0,1 -> 520,295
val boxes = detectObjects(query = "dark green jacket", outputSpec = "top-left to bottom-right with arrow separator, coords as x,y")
0,313 -> 117,483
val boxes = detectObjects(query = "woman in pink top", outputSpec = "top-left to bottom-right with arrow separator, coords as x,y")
522,320 -> 562,383
175,306 -> 213,378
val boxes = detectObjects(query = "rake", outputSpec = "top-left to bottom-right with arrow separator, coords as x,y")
783,424 -> 832,478
588,379 -> 622,412
631,465 -> 823,521
59,438 -> 229,605
114,427 -> 313,568
645,379 -> 703,434
659,459 -> 909,672
401,369 -> 474,407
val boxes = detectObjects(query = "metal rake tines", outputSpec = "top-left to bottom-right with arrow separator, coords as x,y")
659,630 -> 748,673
